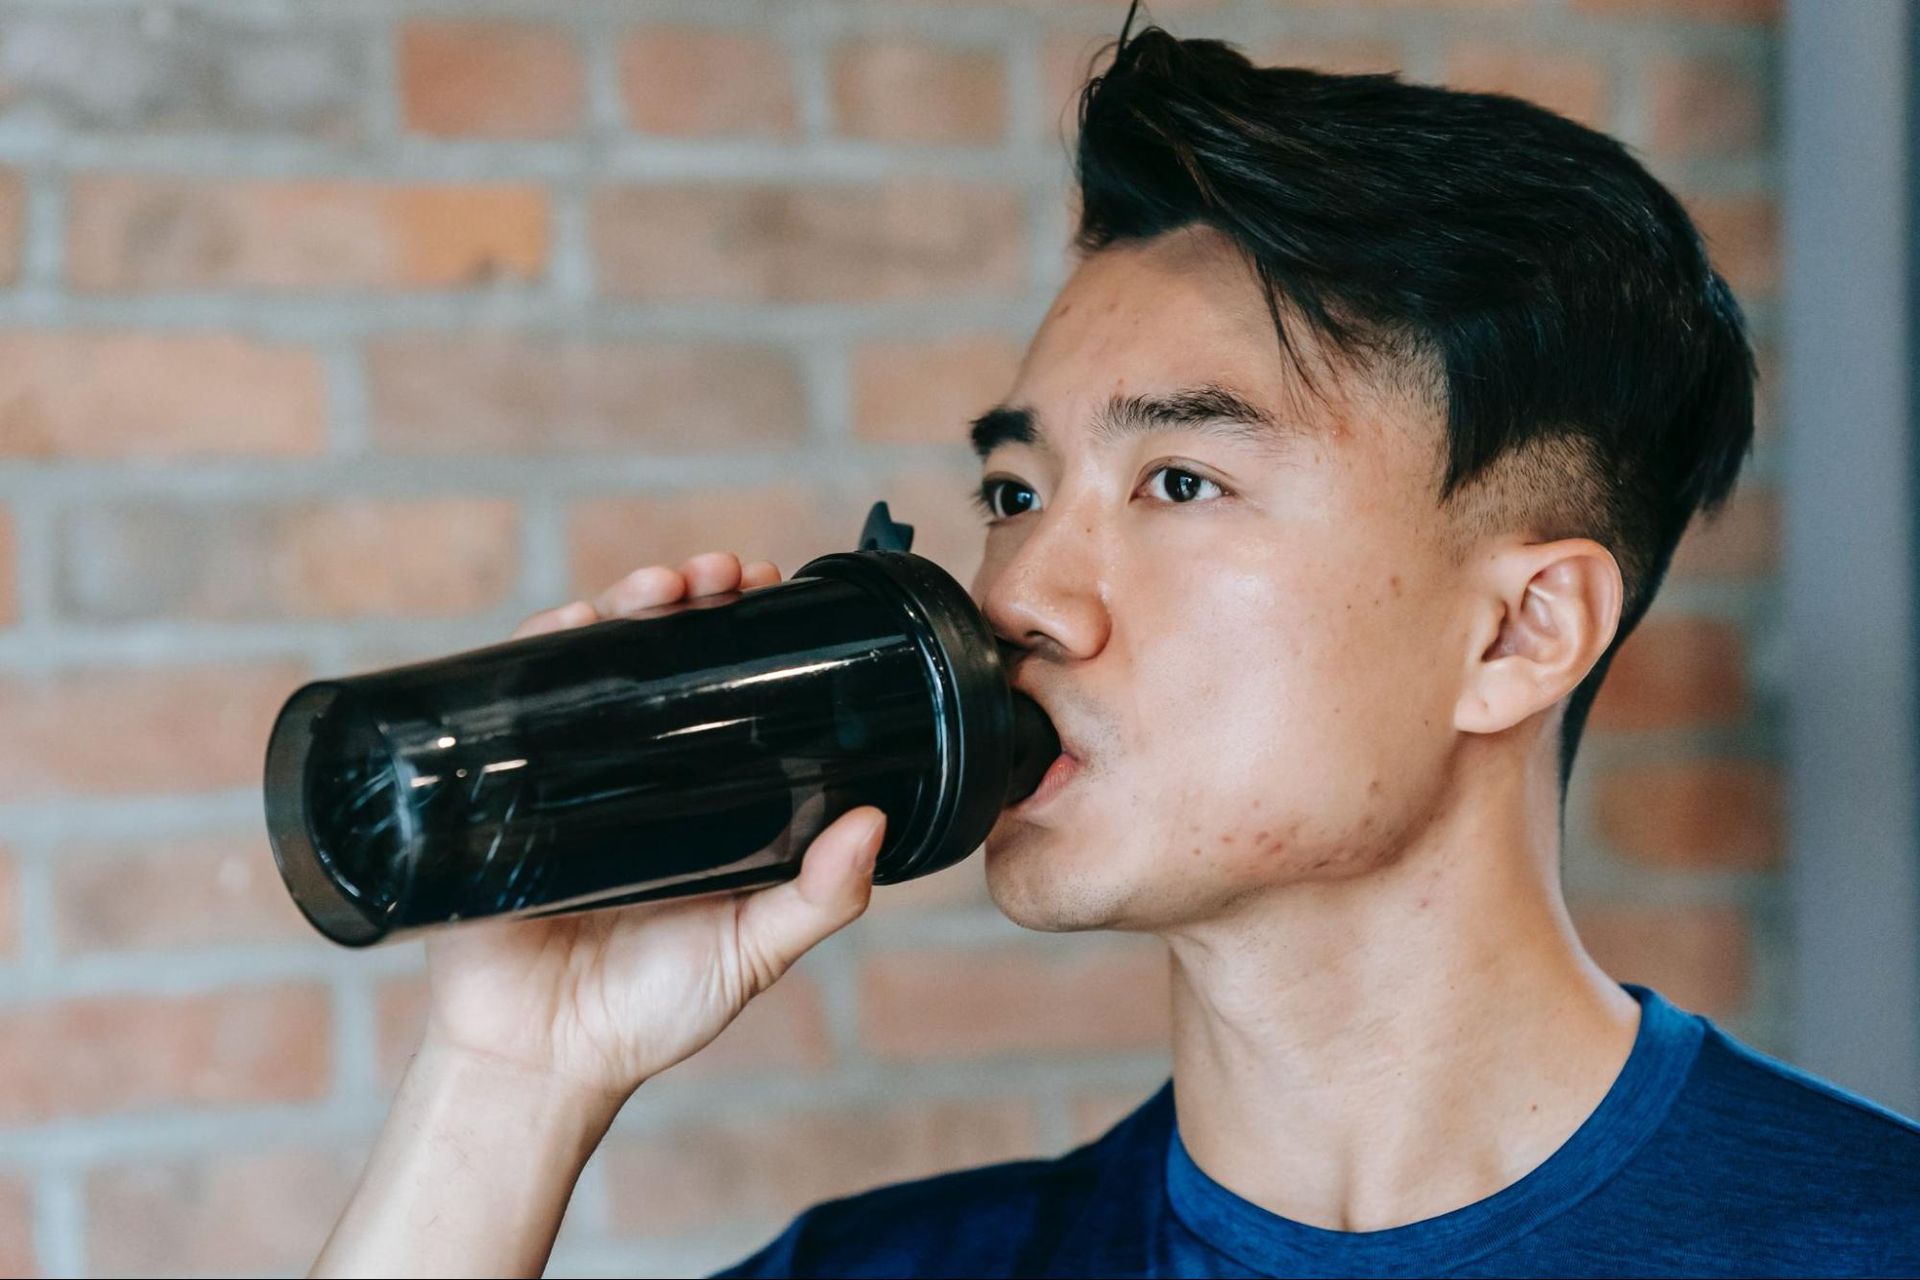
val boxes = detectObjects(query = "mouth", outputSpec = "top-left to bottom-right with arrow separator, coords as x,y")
1007,675 -> 1086,814
1012,749 -> 1082,814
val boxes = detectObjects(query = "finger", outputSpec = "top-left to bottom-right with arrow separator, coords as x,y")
734,806 -> 885,991
678,551 -> 743,598
511,599 -> 597,640
740,560 -> 782,591
592,565 -> 686,619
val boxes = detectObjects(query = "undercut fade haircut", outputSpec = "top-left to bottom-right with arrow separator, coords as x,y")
1072,21 -> 1757,795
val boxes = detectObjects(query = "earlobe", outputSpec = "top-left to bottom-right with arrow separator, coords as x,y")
1453,542 -> 1621,736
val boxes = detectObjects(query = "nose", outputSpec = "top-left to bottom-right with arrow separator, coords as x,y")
976,503 -> 1111,665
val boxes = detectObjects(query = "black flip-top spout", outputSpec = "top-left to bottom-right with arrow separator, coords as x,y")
858,501 -> 916,553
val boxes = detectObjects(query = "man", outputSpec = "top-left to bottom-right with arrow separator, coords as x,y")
312,18 -> 1920,1279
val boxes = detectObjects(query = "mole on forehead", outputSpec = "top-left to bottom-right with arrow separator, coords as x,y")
968,383 -> 1318,461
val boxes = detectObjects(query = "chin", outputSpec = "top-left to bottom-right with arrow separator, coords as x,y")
983,822 -> 1147,933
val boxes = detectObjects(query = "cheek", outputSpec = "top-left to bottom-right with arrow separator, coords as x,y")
1128,558 -> 1448,874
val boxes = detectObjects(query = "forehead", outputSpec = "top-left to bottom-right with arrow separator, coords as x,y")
1014,226 -> 1285,409
1002,226 -> 1438,475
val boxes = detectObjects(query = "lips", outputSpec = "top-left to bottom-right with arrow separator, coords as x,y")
1013,749 -> 1081,813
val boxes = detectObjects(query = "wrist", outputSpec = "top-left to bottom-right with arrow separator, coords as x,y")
312,1035 -> 630,1277
405,1035 -> 632,1154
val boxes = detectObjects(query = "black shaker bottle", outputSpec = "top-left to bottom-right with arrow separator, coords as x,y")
263,501 -> 1060,947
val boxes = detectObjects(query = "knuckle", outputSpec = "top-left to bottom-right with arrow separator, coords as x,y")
609,565 -> 664,595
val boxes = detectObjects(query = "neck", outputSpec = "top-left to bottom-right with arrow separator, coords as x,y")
1163,738 -> 1638,1233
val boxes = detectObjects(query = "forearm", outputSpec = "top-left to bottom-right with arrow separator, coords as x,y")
312,1040 -> 627,1279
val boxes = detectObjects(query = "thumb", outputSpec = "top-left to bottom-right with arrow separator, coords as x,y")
734,806 -> 885,991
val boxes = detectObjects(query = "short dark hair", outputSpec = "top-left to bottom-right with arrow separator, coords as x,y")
1072,23 -> 1757,793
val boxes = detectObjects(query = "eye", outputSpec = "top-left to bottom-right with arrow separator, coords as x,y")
970,478 -> 1040,522
1143,465 -> 1225,505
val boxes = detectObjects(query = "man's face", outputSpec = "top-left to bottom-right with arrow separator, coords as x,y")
972,225 -> 1478,933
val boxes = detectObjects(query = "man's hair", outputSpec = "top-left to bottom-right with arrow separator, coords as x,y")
1072,23 -> 1757,793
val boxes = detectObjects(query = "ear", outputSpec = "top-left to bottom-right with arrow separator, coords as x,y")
1454,539 -> 1623,736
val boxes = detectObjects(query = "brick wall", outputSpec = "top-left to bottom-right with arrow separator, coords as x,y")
0,0 -> 1778,1275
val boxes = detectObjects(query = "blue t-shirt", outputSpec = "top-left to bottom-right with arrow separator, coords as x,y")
715,984 -> 1920,1277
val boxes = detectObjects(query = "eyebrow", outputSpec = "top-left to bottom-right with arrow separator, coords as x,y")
968,383 -> 1302,461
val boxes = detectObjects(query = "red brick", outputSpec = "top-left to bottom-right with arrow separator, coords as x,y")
1253,36 -> 1407,75
0,847 -> 17,960
0,985 -> 329,1123
1040,35 -> 1114,144
1670,487 -> 1778,578
662,967 -> 835,1082
88,1149 -> 357,1278
857,463 -> 992,588
1445,43 -> 1611,129
859,941 -> 1169,1061
0,663 -> 306,799
867,855 -> 992,915
590,182 -> 1026,303
1277,0 -> 1528,9
620,27 -> 797,138
891,0 -> 1219,5
0,1173 -> 31,1279
1070,1086 -> 1159,1145
832,38 -> 1005,144
0,508 -> 16,627
0,12 -> 362,139
1595,759 -> 1783,870
1684,195 -> 1779,298
853,333 -> 1023,446
1753,342 -> 1779,442
68,176 -> 548,291
372,974 -> 428,1090
1648,54 -> 1766,159
1573,903 -> 1750,1019
400,19 -> 582,139
567,486 -> 838,601
53,832 -> 317,953
0,332 -> 325,458
1574,0 -> 1777,22
367,335 -> 805,455
1587,616 -> 1746,731
602,1097 -> 1038,1236
59,498 -> 519,621
374,963 -> 832,1092
0,171 -> 21,286
891,0 -> 1220,5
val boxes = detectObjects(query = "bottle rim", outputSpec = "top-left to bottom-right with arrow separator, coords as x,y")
792,549 -> 1016,884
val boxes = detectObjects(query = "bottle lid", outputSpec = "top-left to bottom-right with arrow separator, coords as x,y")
795,501 -> 1054,882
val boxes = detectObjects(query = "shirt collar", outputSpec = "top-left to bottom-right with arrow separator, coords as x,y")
1161,983 -> 1704,1277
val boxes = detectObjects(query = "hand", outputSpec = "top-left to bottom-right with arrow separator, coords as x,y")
416,552 -> 887,1105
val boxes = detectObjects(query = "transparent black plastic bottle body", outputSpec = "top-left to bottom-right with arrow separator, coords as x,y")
265,509 -> 1061,947
288,577 -> 937,941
